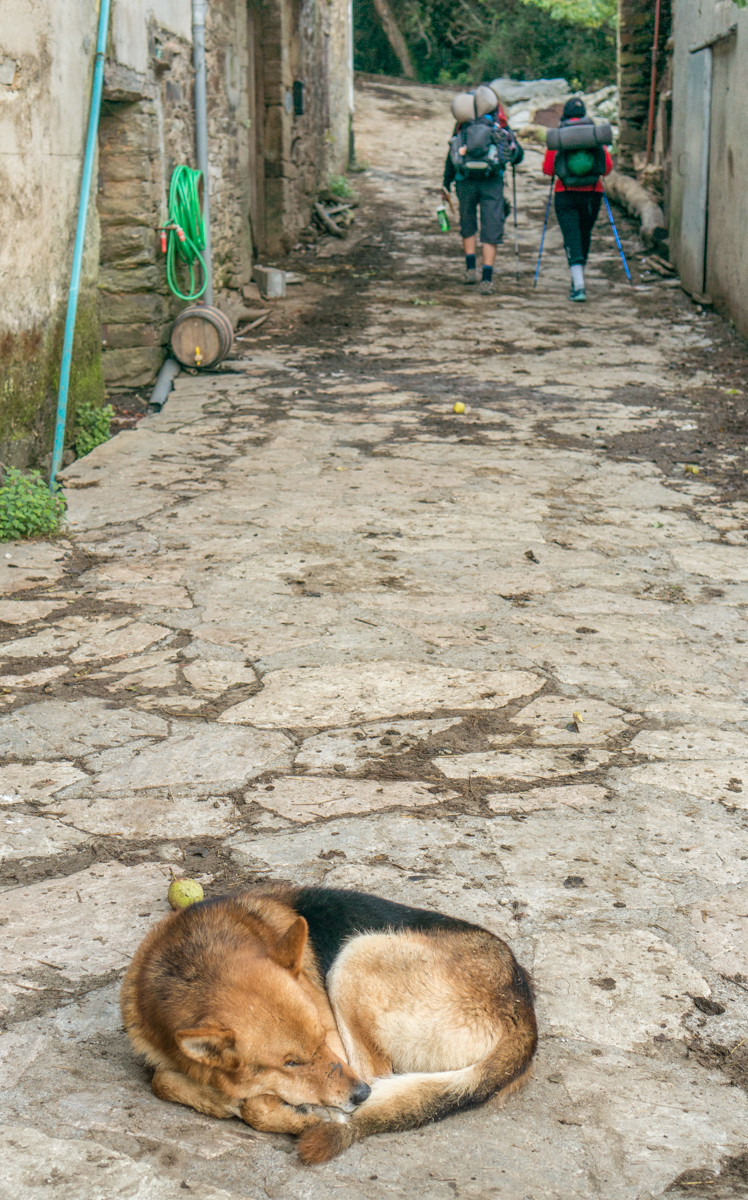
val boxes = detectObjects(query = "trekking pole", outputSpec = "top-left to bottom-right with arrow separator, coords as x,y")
533,175 -> 554,288
603,193 -> 633,285
511,164 -> 520,284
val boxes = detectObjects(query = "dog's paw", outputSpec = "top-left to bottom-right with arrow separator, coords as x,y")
297,1122 -> 356,1165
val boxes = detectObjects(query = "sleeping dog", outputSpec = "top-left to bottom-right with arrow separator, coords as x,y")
121,884 -> 537,1162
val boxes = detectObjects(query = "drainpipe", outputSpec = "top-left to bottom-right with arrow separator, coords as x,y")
192,0 -> 213,304
50,0 -> 111,488
645,0 -> 662,165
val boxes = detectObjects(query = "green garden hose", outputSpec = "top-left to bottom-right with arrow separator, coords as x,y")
164,166 -> 207,301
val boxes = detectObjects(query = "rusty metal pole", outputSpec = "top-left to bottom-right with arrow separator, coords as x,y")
645,0 -> 662,165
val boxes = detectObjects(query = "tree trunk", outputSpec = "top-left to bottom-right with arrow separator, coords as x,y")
605,169 -> 668,247
617,0 -> 672,172
370,0 -> 416,80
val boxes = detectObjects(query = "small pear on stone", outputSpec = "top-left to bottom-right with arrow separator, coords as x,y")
168,878 -> 204,909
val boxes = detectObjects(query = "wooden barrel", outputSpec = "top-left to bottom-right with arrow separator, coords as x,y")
170,304 -> 234,369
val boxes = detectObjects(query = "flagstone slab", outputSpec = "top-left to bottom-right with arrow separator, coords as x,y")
295,717 -> 461,775
0,1125 -> 238,1200
508,696 -> 629,745
690,888 -> 748,977
182,659 -> 258,693
0,600 -> 68,624
220,663 -> 542,728
629,726 -> 748,760
621,760 -> 748,806
485,812 -> 677,912
486,783 -> 608,813
87,725 -> 293,793
0,761 -> 88,804
0,628 -> 82,659
0,861 -> 171,980
56,792 -> 238,839
68,619 -> 172,663
0,665 -> 69,689
246,777 -> 451,823
94,584 -> 193,608
434,748 -> 611,781
534,929 -> 709,1050
0,544 -> 67,595
671,543 -> 748,582
0,699 -> 167,760
0,813 -> 88,860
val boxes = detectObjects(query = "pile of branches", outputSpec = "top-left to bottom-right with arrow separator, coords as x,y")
312,192 -> 358,240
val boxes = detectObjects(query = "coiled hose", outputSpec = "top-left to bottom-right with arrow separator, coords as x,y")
165,166 -> 207,301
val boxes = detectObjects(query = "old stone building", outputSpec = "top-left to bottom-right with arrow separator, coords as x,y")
1,0 -> 353,465
669,0 -> 747,336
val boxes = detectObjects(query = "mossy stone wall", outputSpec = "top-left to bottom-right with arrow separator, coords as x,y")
0,293 -> 105,470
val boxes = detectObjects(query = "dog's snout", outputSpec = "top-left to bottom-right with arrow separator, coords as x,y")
351,1081 -> 371,1106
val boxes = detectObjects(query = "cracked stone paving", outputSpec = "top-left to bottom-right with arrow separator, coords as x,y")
2,80 -> 748,1200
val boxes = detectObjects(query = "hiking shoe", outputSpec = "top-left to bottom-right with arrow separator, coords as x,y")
464,268 -> 478,285
569,287 -> 586,302
478,279 -> 495,295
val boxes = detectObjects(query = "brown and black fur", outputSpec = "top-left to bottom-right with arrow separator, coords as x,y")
121,884 -> 537,1162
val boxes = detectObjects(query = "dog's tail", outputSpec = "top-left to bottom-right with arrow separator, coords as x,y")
297,1007 -> 537,1164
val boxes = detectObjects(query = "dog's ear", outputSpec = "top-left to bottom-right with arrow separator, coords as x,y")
269,916 -> 308,974
175,1026 -> 240,1069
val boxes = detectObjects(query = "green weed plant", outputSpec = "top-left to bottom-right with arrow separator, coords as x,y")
0,469 -> 66,542
73,401 -> 114,458
327,174 -> 356,199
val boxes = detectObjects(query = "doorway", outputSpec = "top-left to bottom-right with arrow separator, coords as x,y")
678,47 -> 712,297
246,0 -> 266,254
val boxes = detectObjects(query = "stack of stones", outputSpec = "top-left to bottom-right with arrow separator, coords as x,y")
97,50 -> 194,392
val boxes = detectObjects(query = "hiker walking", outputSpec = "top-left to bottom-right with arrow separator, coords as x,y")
442,85 -> 524,296
542,97 -> 613,302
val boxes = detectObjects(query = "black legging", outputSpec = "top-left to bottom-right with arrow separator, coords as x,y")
554,191 -> 603,266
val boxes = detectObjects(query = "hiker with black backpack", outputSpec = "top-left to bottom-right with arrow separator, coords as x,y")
441,85 -> 524,296
542,97 -> 613,302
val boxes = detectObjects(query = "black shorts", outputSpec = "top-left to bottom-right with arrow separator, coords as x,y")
455,175 -> 505,245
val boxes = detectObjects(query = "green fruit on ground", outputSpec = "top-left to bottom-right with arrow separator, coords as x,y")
168,878 -> 204,909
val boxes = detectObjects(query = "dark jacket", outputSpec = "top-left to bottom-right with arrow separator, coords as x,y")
443,120 -> 524,189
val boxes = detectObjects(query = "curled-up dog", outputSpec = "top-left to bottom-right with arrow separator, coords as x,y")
121,885 -> 537,1162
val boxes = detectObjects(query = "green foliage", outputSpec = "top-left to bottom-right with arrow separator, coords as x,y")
327,174 -> 356,198
73,401 -> 114,458
0,469 -> 66,542
354,0 -> 616,90
518,0 -> 616,28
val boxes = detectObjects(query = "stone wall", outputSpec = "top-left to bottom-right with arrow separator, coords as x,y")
0,0 -> 104,469
616,0 -> 672,173
1,0 -> 353,444
98,4 -> 255,391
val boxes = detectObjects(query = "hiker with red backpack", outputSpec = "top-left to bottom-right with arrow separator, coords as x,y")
542,96 -> 614,302
441,85 -> 524,296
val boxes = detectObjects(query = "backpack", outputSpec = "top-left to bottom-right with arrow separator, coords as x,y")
553,120 -> 606,188
450,119 -> 515,179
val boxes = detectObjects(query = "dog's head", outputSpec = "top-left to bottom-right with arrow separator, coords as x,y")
173,916 -> 368,1111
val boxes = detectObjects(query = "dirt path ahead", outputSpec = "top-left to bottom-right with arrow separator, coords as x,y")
2,79 -> 748,1200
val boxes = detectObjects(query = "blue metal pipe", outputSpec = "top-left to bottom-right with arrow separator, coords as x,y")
50,0 -> 111,487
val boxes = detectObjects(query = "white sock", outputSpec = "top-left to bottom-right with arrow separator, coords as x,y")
571,264 -> 585,291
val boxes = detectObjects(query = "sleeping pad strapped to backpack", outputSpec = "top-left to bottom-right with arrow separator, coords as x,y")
450,118 -> 517,179
552,117 -> 607,189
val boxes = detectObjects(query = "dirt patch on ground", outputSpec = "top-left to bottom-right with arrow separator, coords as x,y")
667,1151 -> 748,1196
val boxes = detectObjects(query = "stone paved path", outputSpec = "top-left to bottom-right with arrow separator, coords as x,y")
2,80 -> 748,1200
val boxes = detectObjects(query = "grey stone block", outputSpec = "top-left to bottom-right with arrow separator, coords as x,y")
253,264 -> 286,298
